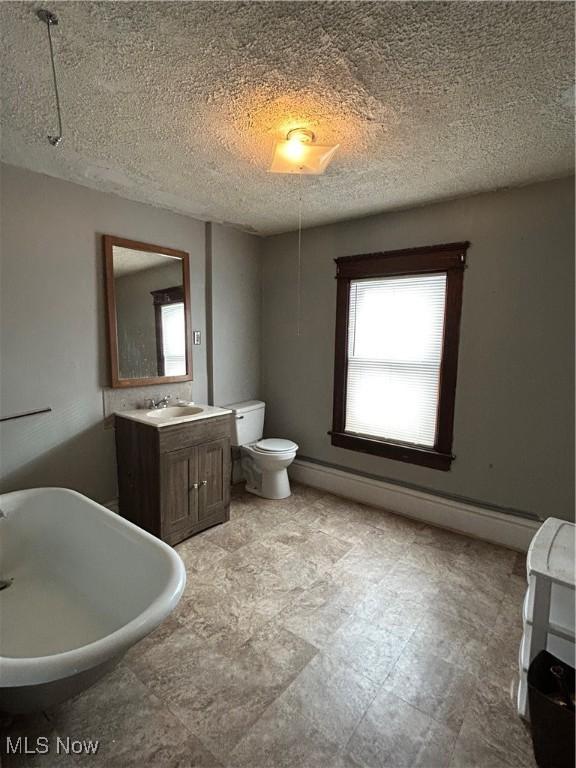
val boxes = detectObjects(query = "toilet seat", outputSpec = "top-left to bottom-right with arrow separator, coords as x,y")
254,438 -> 298,453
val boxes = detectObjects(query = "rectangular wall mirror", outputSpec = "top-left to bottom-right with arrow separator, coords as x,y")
103,235 -> 193,388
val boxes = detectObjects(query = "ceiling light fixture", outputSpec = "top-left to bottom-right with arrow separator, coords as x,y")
268,126 -> 339,338
269,128 -> 339,174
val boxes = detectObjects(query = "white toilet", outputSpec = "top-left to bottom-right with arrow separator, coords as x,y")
227,400 -> 298,499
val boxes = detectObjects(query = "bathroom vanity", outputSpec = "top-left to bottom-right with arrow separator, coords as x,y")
114,406 -> 232,545
104,236 -> 232,545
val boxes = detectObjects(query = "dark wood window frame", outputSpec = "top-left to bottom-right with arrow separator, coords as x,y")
151,285 -> 185,376
331,241 -> 469,471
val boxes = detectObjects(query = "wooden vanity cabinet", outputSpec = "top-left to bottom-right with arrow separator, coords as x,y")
115,414 -> 231,545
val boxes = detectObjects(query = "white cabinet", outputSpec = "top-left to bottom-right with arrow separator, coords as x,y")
518,518 -> 575,719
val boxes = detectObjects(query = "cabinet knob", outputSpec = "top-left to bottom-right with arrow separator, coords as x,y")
200,480 -> 208,486
190,482 -> 199,490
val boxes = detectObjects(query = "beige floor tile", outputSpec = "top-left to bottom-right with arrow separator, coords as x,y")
460,680 -> 536,768
382,561 -> 441,604
353,525 -> 411,557
414,526 -> 472,553
367,508 -> 425,545
403,608 -> 489,674
228,695 -> 341,768
277,577 -> 355,647
280,651 -> 379,748
289,481 -> 329,506
408,609 -> 521,694
282,528 -> 354,572
353,588 -> 430,635
180,588 -> 263,648
476,631 -> 521,693
384,645 -> 478,731
512,552 -> 528,578
449,722 -> 524,768
146,625 -> 317,760
176,535 -> 229,571
346,689 -> 458,768
324,614 -> 412,684
402,542 -> 462,571
173,552 -> 297,646
449,561 -> 511,603
312,492 -> 366,515
330,543 -> 402,585
201,515 -> 271,552
47,664 -> 222,768
313,510 -> 384,548
454,539 -> 517,579
310,494 -> 411,547
504,573 -> 529,602
438,568 -> 504,631
123,613 -> 185,663
213,506 -> 319,553
352,504 -> 417,539
227,496 -> 289,526
493,594 -> 524,641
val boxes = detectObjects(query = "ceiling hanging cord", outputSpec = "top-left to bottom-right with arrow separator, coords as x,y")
296,172 -> 303,337
37,9 -> 63,146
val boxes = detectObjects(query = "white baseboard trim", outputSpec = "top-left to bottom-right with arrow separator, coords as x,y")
289,459 -> 540,552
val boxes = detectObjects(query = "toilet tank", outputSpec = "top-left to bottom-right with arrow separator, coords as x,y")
226,400 -> 265,446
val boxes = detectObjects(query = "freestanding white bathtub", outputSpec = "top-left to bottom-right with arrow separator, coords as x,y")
0,487 -> 186,713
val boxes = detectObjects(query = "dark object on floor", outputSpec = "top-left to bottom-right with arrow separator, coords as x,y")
528,650 -> 575,768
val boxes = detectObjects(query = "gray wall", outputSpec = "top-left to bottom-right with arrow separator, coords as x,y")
210,223 -> 262,407
261,177 -> 575,521
0,163 -> 260,503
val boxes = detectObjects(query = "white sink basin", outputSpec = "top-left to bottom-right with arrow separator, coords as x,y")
117,404 -> 231,429
146,406 -> 203,419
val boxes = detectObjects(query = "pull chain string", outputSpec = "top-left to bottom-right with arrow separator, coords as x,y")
296,172 -> 303,337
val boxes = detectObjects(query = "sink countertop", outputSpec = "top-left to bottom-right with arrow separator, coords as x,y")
115,404 -> 232,429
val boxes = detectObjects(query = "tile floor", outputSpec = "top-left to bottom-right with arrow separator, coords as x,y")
2,483 -> 536,768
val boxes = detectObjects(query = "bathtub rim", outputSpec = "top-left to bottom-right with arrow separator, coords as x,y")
0,487 -> 186,687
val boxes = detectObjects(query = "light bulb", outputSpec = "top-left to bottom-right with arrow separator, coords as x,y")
269,127 -> 339,174
281,139 -> 308,162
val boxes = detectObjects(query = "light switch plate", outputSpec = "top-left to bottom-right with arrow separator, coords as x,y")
193,330 -> 201,345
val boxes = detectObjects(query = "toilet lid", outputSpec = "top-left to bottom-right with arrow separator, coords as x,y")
255,438 -> 298,453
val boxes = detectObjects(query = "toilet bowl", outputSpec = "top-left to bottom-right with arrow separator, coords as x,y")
226,401 -> 298,500
242,439 -> 298,500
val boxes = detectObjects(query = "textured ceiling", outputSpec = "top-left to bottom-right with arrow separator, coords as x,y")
1,1 -> 574,235
113,247 -> 180,277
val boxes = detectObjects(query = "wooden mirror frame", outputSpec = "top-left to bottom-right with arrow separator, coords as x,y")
103,235 -> 193,388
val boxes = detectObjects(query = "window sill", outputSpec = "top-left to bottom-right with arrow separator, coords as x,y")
329,431 -> 453,471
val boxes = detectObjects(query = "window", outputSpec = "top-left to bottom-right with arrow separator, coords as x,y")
331,242 -> 468,470
151,286 -> 187,377
160,302 -> 186,376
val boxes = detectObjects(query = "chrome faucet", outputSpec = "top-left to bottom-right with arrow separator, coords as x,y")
147,395 -> 171,410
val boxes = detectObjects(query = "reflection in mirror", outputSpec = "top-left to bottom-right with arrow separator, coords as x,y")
104,236 -> 192,387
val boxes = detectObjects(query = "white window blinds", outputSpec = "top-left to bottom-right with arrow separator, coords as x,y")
161,302 -> 186,376
345,273 -> 447,448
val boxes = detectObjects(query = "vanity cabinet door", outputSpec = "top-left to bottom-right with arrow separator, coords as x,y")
160,445 -> 199,545
197,438 -> 230,523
